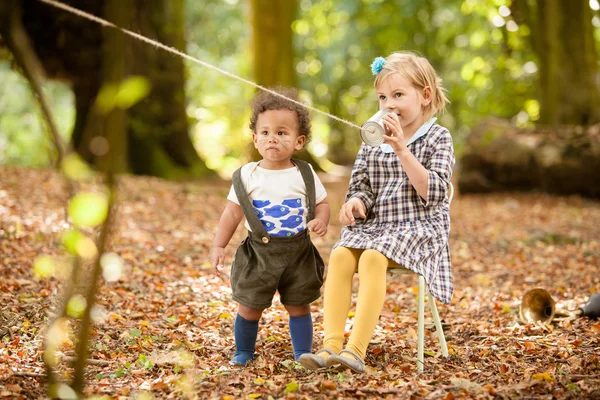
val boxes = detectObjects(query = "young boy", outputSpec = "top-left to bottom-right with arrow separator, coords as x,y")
210,87 -> 330,366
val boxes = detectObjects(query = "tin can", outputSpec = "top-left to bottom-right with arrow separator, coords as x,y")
360,108 -> 393,146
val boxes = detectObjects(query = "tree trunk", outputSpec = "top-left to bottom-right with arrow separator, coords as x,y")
513,0 -> 600,125
248,0 -> 321,169
458,118 -> 600,198
18,0 -> 212,178
20,0 -> 104,162
96,0 -> 127,173
126,0 -> 211,178
250,0 -> 296,88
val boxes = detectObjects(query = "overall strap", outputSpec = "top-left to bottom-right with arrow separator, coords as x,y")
293,159 -> 316,222
232,167 -> 271,243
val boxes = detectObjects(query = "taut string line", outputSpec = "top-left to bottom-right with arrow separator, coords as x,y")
38,0 -> 362,130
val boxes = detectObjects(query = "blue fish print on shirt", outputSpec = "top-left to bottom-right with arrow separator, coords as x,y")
282,198 -> 302,208
280,215 -> 303,229
276,229 -> 297,237
253,200 -> 271,208
254,209 -> 264,218
261,220 -> 276,232
264,205 -> 290,218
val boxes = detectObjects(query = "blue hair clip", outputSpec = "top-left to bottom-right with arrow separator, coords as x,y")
371,57 -> 386,75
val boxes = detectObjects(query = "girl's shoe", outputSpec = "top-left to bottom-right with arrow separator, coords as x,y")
324,349 -> 365,373
298,348 -> 337,370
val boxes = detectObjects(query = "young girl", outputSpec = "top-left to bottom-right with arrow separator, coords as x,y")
299,51 -> 455,373
210,87 -> 330,366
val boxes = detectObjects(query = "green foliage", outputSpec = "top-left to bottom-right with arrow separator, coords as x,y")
293,0 -> 544,157
184,0 -> 255,176
0,62 -> 74,166
136,353 -> 153,369
1,1 -> 599,169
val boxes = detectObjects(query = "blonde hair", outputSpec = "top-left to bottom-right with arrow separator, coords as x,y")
374,51 -> 449,120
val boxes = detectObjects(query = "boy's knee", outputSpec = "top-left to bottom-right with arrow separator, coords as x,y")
238,305 -> 264,321
284,304 -> 310,317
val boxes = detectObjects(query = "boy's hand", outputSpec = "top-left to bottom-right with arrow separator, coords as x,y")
307,218 -> 327,236
339,197 -> 367,226
210,247 -> 225,278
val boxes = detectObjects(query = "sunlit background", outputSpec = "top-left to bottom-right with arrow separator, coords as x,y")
1,0 -> 599,177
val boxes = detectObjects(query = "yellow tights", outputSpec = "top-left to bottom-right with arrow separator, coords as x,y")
318,247 -> 389,361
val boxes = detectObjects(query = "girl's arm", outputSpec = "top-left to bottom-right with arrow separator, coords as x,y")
346,145 -> 376,213
210,200 -> 244,277
383,115 -> 454,206
395,148 -> 429,200
398,130 -> 455,206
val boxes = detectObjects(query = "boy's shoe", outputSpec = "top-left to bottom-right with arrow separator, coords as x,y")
324,349 -> 365,373
298,348 -> 336,370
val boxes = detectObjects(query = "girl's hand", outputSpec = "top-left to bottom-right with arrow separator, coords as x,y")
382,112 -> 407,152
339,197 -> 367,226
210,247 -> 225,278
307,218 -> 327,236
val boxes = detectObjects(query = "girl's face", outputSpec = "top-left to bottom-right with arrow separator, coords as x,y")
252,109 -> 305,170
376,72 -> 431,135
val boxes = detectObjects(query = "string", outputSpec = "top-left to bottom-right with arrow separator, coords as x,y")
38,0 -> 363,130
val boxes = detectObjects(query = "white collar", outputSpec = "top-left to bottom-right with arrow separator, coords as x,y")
380,117 -> 437,153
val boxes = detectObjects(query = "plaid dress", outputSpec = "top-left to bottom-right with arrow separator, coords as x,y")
335,123 -> 455,303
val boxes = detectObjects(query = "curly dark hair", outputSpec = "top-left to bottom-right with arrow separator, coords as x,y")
249,86 -> 311,143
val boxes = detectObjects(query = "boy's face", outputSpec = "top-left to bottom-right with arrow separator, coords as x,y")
253,109 -> 305,169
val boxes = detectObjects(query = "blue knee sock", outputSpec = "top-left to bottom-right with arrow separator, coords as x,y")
231,314 -> 259,366
289,314 -> 313,361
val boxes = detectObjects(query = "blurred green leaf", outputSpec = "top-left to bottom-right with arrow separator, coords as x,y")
115,76 -> 151,109
61,153 -> 94,181
66,295 -> 87,318
95,83 -> 119,114
130,328 -> 142,337
61,229 -> 85,255
33,255 -> 54,278
68,192 -> 108,228
285,381 -> 299,394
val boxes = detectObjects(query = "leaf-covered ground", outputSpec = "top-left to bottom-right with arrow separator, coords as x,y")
1,165 -> 599,399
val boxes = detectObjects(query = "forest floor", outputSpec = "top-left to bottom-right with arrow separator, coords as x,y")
1,165 -> 599,400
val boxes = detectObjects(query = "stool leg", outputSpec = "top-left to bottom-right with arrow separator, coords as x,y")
417,276 -> 425,373
428,290 -> 449,357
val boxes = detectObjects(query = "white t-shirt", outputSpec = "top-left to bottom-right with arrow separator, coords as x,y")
227,162 -> 327,237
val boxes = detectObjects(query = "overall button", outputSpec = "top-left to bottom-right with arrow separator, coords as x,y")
262,237 -> 269,243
